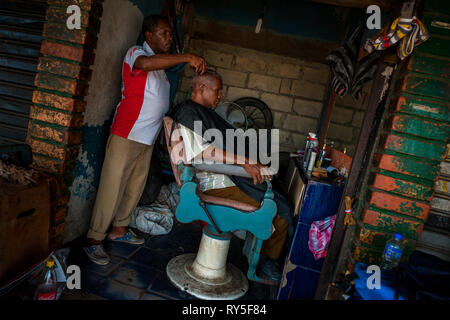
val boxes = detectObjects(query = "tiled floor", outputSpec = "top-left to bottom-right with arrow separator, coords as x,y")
62,221 -> 276,300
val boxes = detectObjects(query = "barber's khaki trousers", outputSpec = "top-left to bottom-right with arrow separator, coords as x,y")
87,134 -> 154,241
203,186 -> 289,260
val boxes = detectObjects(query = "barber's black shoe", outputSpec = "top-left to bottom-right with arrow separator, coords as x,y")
258,255 -> 282,282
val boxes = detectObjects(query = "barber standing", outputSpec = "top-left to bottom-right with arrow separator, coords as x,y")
84,15 -> 207,265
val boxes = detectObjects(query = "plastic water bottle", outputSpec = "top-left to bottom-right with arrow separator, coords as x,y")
380,233 -> 404,271
34,258 -> 58,300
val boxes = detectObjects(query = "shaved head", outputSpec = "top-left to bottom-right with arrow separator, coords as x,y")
190,70 -> 223,109
191,70 -> 222,91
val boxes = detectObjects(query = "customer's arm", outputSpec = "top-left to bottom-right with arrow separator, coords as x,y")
198,146 -> 271,185
134,53 -> 206,74
178,124 -> 270,185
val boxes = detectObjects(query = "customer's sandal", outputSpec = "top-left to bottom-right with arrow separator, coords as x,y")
83,244 -> 111,265
107,229 -> 144,245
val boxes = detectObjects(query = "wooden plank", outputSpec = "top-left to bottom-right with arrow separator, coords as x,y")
318,84 -> 336,147
362,208 -> 424,239
402,73 -> 450,100
383,133 -> 447,162
315,60 -> 397,299
354,241 -> 416,264
424,0 -> 450,16
353,245 -> 382,265
408,54 -> 450,79
416,36 -> 450,58
388,114 -> 449,142
368,190 -> 430,220
394,94 -> 449,122
359,226 -> 418,252
371,173 -> 434,201
422,15 -> 450,37
374,152 -> 441,181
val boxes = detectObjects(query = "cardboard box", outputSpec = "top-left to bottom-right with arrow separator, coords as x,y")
0,177 -> 51,285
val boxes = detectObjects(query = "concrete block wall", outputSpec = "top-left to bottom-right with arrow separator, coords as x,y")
330,90 -> 371,156
26,0 -> 104,250
176,39 -> 368,155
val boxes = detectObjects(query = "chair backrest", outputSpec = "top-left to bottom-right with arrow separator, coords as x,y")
163,116 -> 185,187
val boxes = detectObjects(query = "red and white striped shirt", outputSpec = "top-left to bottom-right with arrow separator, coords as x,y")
110,42 -> 170,145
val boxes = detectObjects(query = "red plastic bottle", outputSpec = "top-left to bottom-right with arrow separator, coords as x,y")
34,258 -> 57,300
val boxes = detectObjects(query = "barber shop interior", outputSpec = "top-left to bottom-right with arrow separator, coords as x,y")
0,0 -> 449,303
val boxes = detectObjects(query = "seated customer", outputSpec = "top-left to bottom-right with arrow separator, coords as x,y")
167,71 -> 293,282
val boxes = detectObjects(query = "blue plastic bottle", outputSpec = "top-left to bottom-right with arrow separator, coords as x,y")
380,233 -> 403,270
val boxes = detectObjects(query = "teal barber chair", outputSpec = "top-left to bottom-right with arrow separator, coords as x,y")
163,117 -> 278,300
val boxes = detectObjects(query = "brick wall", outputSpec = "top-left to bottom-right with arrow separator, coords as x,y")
176,39 -> 368,155
26,0 -> 103,250
352,0 -> 450,265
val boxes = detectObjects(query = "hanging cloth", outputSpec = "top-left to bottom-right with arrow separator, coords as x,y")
325,24 -> 363,97
364,16 -> 430,60
325,22 -> 381,100
308,215 -> 336,260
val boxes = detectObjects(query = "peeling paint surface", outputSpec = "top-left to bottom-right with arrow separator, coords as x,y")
84,0 -> 144,126
64,0 -> 145,243
369,191 -> 429,220
379,66 -> 393,103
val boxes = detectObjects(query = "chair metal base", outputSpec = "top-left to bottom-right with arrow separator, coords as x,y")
167,253 -> 248,300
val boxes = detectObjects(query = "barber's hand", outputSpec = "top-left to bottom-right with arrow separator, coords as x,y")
242,163 -> 272,185
187,53 -> 207,75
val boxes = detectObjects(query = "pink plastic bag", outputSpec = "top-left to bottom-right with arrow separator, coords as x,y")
308,215 -> 336,260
